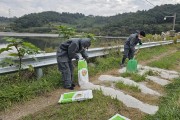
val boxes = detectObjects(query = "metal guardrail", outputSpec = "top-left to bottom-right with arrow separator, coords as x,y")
0,32 -> 59,38
0,40 -> 179,78
0,32 -> 127,39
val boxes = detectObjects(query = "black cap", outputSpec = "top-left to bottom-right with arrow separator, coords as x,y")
140,31 -> 146,37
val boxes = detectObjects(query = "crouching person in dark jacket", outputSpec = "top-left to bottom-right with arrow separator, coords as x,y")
120,31 -> 146,68
56,38 -> 91,90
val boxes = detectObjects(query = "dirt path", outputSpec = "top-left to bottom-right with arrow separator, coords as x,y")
139,50 -> 177,65
0,87 -> 80,120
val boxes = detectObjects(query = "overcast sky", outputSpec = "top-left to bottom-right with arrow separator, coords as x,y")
0,0 -> 179,17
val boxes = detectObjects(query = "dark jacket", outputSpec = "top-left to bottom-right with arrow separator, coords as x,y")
124,33 -> 142,51
57,38 -> 91,62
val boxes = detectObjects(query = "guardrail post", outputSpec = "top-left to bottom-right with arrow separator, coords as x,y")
35,68 -> 43,79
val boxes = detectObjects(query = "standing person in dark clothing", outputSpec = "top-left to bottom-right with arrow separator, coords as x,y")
56,38 -> 91,90
120,31 -> 146,67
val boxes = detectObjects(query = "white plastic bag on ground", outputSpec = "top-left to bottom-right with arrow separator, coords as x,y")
58,90 -> 93,103
78,59 -> 89,86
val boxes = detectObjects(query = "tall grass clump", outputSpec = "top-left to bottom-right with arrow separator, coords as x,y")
144,78 -> 180,120
0,66 -> 61,111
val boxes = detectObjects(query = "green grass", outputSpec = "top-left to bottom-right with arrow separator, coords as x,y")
91,54 -> 120,74
0,66 -> 61,111
136,44 -> 180,61
1,43 -> 180,119
21,90 -> 124,120
120,72 -> 146,82
115,81 -> 141,92
144,77 -> 180,120
0,52 -> 121,111
120,72 -> 131,78
148,51 -> 180,69
141,44 -> 180,120
19,43 -> 180,120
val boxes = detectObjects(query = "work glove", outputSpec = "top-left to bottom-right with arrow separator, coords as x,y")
74,54 -> 79,61
83,56 -> 88,61
139,42 -> 142,45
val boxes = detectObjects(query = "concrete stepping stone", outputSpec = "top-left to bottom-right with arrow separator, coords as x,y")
98,75 -> 161,96
146,76 -> 170,86
138,65 -> 179,80
80,82 -> 159,115
119,65 -> 179,80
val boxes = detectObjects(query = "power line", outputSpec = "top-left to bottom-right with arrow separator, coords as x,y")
143,0 -> 173,15
144,0 -> 156,7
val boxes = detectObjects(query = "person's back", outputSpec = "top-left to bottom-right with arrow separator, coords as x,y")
57,38 -> 80,62
58,38 -> 80,51
57,38 -> 90,59
56,38 -> 91,90
124,33 -> 141,49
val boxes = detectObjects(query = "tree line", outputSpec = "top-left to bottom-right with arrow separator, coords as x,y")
0,4 -> 179,36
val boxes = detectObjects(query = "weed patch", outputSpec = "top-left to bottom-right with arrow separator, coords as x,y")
120,72 -> 146,82
115,81 -> 141,92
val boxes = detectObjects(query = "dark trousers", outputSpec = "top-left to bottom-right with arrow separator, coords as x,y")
121,48 -> 135,64
57,61 -> 74,88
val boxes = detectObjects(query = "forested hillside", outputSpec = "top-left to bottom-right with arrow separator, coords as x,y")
0,4 -> 179,35
103,4 -> 180,35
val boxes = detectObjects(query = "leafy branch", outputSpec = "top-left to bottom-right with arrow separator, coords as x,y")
0,37 -> 41,78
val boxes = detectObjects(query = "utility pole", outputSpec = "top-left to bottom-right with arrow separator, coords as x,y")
164,13 -> 176,37
164,13 -> 176,31
172,13 -> 176,31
